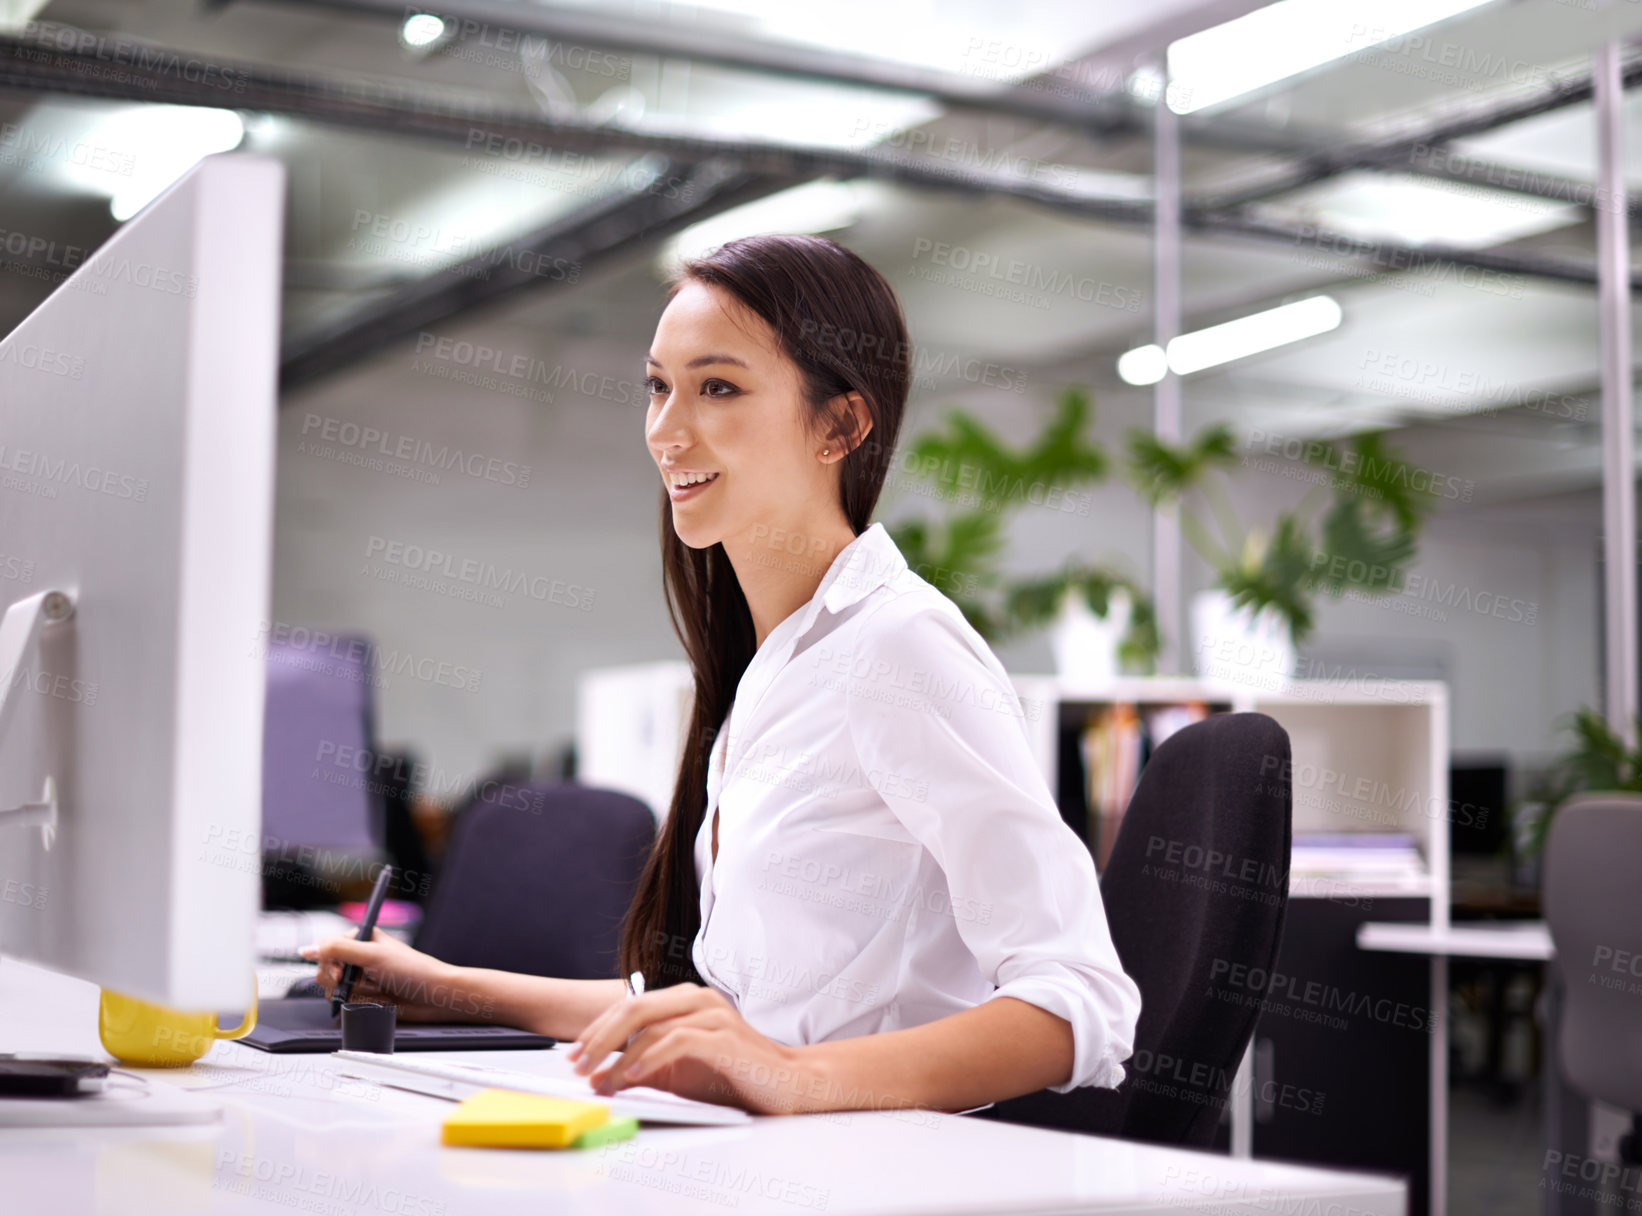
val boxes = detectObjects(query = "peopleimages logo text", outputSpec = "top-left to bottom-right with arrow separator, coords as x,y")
363,536 -> 595,611
1246,428 -> 1473,503
300,414 -> 531,487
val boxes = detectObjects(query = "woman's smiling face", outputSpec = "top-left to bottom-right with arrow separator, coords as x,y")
645,280 -> 833,551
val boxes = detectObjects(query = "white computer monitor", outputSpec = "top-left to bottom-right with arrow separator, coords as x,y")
0,152 -> 284,1011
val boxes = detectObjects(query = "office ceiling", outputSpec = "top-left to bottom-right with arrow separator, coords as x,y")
3,0 -> 1642,508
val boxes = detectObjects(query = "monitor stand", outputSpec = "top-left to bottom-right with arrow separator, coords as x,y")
0,589 -> 72,840
0,1060 -> 223,1127
1,591 -> 218,1127
0,962 -> 225,1128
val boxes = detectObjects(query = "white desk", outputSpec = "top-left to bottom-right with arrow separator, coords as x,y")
0,955 -> 1407,1216
1358,920 -> 1559,1216
1357,920 -> 1553,962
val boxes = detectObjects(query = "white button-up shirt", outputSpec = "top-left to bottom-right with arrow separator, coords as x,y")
690,522 -> 1142,1092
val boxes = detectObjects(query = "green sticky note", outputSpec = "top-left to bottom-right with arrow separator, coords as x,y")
572,1115 -> 639,1148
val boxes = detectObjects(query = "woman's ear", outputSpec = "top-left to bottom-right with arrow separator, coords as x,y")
824,390 -> 874,458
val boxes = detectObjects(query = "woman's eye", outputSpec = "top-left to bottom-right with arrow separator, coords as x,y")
702,379 -> 738,397
645,377 -> 667,396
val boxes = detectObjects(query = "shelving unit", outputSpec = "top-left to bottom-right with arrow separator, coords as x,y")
1010,675 -> 1451,925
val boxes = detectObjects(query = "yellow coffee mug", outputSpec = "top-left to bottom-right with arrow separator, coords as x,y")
98,986 -> 259,1067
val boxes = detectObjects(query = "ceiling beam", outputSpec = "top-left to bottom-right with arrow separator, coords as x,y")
255,0 -> 1142,133
0,29 -> 1153,213
8,18 -> 1627,222
279,158 -> 802,392
255,0 -> 1641,220
1189,208 -> 1610,288
1399,144 -> 1642,223
0,29 -> 1605,258
1190,51 -> 1642,213
0,31 -> 1155,220
1,27 -> 1635,393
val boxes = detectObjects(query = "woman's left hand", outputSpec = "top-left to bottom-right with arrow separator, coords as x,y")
566,983 -> 816,1115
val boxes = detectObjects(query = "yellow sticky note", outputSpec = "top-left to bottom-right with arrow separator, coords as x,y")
440,1088 -> 610,1149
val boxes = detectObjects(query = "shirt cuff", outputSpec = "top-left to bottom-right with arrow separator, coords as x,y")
985,978 -> 1133,1094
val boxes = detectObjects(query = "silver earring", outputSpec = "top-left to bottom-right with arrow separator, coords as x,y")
823,449 -> 830,455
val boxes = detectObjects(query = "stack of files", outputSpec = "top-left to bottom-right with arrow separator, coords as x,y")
1081,704 -> 1140,870
1140,702 -> 1209,750
1080,702 -> 1209,871
1290,833 -> 1429,889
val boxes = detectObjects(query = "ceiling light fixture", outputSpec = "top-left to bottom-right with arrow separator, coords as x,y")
1166,0 -> 1495,115
401,13 -> 447,49
103,107 -> 246,222
1118,296 -> 1343,385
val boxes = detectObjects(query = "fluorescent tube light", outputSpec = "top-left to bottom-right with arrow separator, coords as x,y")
1167,0 -> 1495,115
1118,296 -> 1343,385
1262,171 -> 1583,249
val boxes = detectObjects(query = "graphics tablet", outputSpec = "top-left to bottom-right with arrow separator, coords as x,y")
238,999 -> 556,1054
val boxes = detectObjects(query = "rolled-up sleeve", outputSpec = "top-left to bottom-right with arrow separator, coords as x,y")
840,595 -> 1142,1092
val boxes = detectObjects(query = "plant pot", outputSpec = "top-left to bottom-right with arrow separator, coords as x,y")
1190,588 -> 1296,692
1048,586 -> 1131,687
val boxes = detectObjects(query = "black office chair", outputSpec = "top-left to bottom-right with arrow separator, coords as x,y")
284,780 -> 656,999
410,781 -> 657,980
971,711 -> 1293,1146
1543,793 -> 1642,1163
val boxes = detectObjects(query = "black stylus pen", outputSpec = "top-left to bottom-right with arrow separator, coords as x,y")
332,864 -> 394,1017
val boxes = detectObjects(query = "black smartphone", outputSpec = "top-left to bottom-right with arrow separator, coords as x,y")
0,1057 -> 111,1097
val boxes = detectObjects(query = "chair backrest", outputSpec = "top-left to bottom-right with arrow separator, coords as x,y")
1543,793 -> 1642,1113
977,711 -> 1292,1145
412,782 -> 657,981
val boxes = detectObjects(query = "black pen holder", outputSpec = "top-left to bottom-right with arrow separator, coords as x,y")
340,1002 -> 397,1053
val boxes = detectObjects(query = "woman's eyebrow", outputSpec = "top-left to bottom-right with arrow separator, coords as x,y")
645,352 -> 750,370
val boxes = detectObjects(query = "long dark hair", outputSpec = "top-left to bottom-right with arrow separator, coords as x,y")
617,233 -> 912,987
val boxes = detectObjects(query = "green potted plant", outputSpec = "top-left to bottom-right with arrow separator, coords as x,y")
1514,708 -> 1642,859
884,386 -> 1160,676
1124,424 -> 1436,680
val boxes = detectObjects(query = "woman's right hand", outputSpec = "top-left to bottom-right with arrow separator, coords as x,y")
299,930 -> 496,1023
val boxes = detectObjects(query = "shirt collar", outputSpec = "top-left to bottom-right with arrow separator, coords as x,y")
776,522 -> 910,645
820,521 -> 910,614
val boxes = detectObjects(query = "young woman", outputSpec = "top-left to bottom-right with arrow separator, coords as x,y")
304,234 -> 1141,1116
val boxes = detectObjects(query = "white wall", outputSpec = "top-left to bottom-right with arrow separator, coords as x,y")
274,285 -> 673,794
